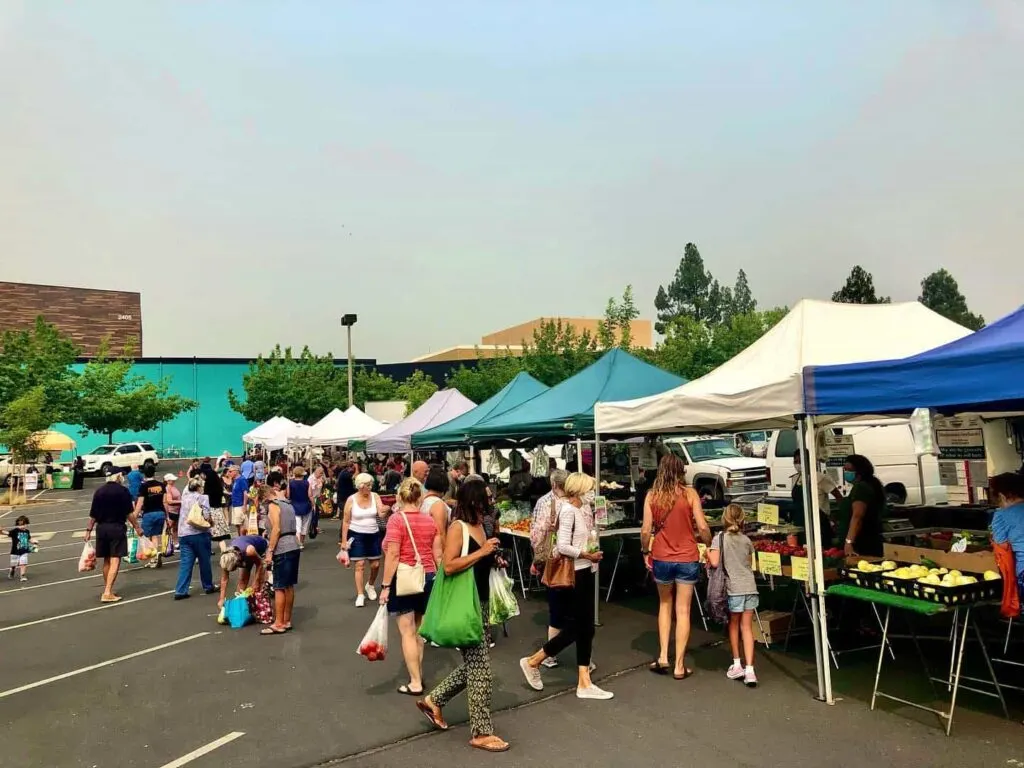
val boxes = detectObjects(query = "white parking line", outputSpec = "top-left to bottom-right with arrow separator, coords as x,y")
38,542 -> 84,551
0,590 -> 174,632
26,516 -> 89,526
0,632 -> 209,699
0,565 -> 148,595
25,555 -> 79,566
159,732 -> 245,768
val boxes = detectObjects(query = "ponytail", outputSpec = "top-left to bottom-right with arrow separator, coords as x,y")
723,503 -> 745,535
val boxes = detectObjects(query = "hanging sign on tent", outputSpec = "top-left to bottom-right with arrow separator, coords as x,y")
757,551 -> 783,576
593,496 -> 608,526
934,416 -> 985,461
822,433 -> 855,468
756,503 -> 780,526
789,556 -> 809,582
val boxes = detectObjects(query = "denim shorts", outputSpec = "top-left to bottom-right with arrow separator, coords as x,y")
272,550 -> 300,590
141,511 -> 166,537
349,531 -> 382,561
652,559 -> 700,586
728,593 -> 760,613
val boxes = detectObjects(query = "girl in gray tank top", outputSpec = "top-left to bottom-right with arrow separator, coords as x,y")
271,497 -> 300,556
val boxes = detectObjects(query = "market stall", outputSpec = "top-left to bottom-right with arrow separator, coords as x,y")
595,299 -> 973,704
361,389 -> 476,454
242,415 -> 298,451
301,406 -> 388,447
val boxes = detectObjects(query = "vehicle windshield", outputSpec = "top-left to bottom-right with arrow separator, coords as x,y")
89,446 -> 116,455
685,439 -> 743,462
740,431 -> 767,443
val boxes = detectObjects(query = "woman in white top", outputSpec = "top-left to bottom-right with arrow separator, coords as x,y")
518,473 -> 612,701
421,465 -> 451,538
340,473 -> 387,607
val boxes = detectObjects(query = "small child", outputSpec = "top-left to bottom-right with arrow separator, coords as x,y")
3,515 -> 37,583
708,504 -> 759,688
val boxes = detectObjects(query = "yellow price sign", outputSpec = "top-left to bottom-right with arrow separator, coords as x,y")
757,551 -> 783,576
756,503 -> 780,526
790,555 -> 809,582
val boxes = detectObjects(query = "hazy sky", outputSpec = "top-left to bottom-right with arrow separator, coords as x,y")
2,2 -> 1022,362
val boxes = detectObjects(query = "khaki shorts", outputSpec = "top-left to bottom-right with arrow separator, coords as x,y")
231,506 -> 246,526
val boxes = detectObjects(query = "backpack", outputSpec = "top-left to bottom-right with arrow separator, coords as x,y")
530,494 -> 561,566
705,532 -> 730,625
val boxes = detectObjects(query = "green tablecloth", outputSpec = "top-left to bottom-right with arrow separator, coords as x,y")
826,583 -> 949,616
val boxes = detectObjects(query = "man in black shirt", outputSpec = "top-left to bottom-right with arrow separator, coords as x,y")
85,474 -> 142,603
134,465 -> 167,568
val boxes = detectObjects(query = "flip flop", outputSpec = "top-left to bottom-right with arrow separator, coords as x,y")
470,737 -> 510,753
100,595 -> 122,603
673,668 -> 694,681
397,684 -> 424,696
260,626 -> 287,635
649,661 -> 670,675
416,699 -> 449,731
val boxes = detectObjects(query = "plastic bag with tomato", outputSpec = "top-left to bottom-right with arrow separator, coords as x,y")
356,605 -> 389,662
78,541 -> 96,572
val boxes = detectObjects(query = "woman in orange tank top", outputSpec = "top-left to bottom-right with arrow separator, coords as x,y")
640,454 -> 712,680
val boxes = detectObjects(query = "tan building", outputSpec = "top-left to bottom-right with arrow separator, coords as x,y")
412,317 -> 652,363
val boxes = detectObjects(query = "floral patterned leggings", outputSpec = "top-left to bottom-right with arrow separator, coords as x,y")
428,603 -> 493,737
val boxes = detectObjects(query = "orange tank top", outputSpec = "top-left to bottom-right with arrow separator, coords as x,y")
651,490 -> 699,563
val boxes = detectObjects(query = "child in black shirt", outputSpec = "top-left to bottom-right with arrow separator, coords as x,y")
2,515 -> 37,582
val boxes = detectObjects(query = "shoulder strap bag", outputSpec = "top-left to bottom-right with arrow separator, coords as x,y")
541,506 -> 576,589
187,500 -> 211,529
395,511 -> 426,596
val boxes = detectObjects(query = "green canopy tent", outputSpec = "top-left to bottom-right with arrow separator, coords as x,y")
466,348 -> 685,441
412,372 -> 549,448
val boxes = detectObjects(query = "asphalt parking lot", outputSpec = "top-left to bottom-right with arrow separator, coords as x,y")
2,484 -> 1023,768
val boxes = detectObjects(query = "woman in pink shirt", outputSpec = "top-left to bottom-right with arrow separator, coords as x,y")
380,477 -> 443,696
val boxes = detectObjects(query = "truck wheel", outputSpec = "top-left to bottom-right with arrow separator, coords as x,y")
697,480 -> 724,508
884,483 -> 907,505
143,459 -> 155,471
101,463 -> 113,477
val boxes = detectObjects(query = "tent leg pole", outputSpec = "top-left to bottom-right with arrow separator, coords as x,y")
917,453 -> 927,505
469,445 -> 475,476
797,416 -> 826,703
576,438 -> 583,472
594,433 -> 601,626
804,415 -> 835,705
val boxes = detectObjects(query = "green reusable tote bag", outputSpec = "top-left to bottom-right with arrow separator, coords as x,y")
419,521 -> 484,648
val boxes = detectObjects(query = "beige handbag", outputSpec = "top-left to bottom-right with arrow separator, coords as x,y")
187,501 -> 211,529
395,511 -> 426,596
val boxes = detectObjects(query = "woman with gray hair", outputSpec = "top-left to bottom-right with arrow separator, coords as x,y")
174,475 -> 215,600
340,472 -> 387,607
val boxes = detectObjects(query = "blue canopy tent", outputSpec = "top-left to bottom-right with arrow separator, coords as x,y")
412,372 -> 548,448
803,304 -> 1024,417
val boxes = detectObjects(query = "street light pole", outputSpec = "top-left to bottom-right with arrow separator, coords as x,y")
341,314 -> 358,408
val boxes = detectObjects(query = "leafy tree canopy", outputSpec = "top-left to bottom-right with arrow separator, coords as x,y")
0,316 -> 80,425
832,266 -> 891,304
0,386 -> 52,463
919,268 -> 984,330
655,308 -> 787,381
228,345 -> 347,424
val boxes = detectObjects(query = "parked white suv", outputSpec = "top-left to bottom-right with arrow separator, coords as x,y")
664,436 -> 770,504
81,442 -> 160,476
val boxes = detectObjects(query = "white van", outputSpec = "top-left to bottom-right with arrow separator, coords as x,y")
766,422 -> 947,506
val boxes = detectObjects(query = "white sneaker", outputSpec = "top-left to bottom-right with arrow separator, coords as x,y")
519,658 -> 543,691
727,663 -> 744,680
355,594 -> 365,608
541,657 -> 559,669
744,668 -> 758,687
19,576 -> 28,583
364,584 -> 377,601
576,685 -> 614,700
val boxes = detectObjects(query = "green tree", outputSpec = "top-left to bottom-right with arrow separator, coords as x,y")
396,370 -> 440,414
229,345 -> 348,423
726,269 -> 757,319
77,344 -> 197,443
352,367 -> 399,409
600,285 -> 640,349
653,308 -> 787,380
520,319 -> 598,386
446,354 -> 524,404
0,316 -> 80,424
0,386 -> 51,500
832,266 -> 891,304
919,269 -> 984,330
654,243 -> 727,331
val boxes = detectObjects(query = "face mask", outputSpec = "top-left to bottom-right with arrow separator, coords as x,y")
843,470 -> 857,483
582,490 -> 596,505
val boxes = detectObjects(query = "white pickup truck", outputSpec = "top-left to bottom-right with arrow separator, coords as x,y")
80,442 -> 160,476
663,436 -> 770,504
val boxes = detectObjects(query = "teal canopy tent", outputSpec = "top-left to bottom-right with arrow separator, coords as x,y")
412,372 -> 549,448
465,349 -> 684,441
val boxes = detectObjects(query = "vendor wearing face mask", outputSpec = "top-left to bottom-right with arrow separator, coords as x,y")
836,454 -> 886,557
989,472 -> 1024,612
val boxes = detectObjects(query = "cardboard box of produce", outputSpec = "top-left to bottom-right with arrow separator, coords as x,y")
882,544 -> 995,573
753,610 -> 791,646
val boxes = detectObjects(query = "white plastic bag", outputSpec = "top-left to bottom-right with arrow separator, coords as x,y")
356,605 -> 389,662
488,568 -> 520,625
136,537 -> 157,561
78,541 -> 96,572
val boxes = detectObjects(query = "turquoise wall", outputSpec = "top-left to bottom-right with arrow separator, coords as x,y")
54,361 -> 259,458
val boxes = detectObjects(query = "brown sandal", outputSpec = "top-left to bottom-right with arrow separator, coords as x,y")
470,736 -> 510,753
416,699 -> 449,731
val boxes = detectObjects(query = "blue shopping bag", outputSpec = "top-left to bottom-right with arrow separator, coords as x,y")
224,595 -> 252,629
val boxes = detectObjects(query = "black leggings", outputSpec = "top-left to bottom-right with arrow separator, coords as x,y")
542,567 -> 595,667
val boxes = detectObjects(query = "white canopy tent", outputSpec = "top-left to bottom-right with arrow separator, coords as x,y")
242,416 -> 298,446
595,300 -> 971,434
594,300 -> 973,705
262,421 -> 311,451
301,406 -> 388,447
